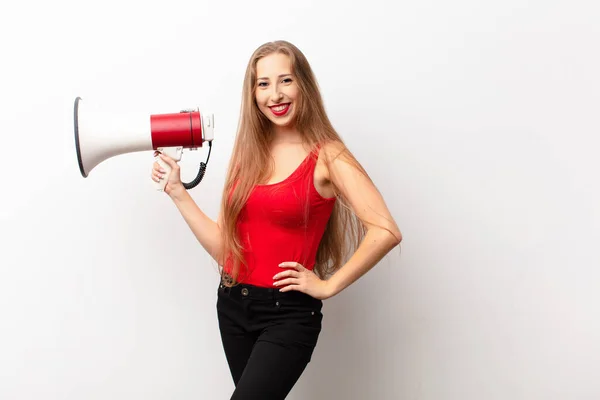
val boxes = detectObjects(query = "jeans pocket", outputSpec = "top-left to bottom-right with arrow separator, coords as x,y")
278,297 -> 322,326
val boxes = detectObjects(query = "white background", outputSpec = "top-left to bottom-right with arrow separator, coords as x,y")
1,0 -> 599,399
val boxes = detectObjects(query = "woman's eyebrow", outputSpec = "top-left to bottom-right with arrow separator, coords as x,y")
257,74 -> 292,80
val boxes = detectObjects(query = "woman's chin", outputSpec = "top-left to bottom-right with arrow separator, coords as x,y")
271,113 -> 297,128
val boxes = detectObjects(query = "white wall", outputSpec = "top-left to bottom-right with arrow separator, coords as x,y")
1,0 -> 599,399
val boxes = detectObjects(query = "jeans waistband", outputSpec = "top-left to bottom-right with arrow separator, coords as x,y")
219,277 -> 319,303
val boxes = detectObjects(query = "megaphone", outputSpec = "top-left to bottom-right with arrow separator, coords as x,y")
73,96 -> 214,191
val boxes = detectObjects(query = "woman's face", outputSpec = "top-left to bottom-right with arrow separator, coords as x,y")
255,53 -> 299,129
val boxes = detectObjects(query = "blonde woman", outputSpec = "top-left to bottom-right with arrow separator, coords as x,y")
152,40 -> 402,399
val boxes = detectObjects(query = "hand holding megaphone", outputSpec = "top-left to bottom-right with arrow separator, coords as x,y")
151,151 -> 185,196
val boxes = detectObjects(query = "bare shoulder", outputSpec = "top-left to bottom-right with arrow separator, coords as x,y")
318,140 -> 367,180
313,140 -> 362,198
320,140 -> 348,162
317,140 -> 401,240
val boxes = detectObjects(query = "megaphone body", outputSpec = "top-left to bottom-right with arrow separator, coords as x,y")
73,97 -> 214,191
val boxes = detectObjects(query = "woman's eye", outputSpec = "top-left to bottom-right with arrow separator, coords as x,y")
282,78 -> 292,83
258,82 -> 268,87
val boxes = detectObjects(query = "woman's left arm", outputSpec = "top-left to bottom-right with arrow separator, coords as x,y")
274,142 -> 402,299
321,141 -> 402,298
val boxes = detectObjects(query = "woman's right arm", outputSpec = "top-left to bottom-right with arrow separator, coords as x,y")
152,153 -> 223,265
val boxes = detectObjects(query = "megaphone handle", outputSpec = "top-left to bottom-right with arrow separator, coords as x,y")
154,146 -> 183,192
154,156 -> 171,191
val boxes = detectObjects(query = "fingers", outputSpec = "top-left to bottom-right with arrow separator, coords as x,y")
153,163 -> 166,174
278,284 -> 300,293
151,171 -> 165,182
153,161 -> 164,171
151,171 -> 164,182
273,269 -> 302,288
278,262 -> 304,271
273,270 -> 299,280
273,278 -> 299,287
151,162 -> 167,182
158,153 -> 179,170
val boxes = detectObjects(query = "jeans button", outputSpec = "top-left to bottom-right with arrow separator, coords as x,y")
241,288 -> 249,296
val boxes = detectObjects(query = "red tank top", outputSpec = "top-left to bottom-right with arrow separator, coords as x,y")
224,145 -> 336,287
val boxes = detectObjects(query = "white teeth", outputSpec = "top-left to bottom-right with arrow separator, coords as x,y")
272,104 -> 289,112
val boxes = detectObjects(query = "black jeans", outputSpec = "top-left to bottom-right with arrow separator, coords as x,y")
216,280 -> 323,399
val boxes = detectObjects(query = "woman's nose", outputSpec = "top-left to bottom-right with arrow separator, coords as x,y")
270,87 -> 283,102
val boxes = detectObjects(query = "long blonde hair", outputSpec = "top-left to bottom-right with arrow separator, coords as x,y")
219,40 -> 369,284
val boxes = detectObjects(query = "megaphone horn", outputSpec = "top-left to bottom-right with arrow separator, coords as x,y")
73,97 -> 214,191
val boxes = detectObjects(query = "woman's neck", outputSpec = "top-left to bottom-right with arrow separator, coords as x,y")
270,124 -> 303,144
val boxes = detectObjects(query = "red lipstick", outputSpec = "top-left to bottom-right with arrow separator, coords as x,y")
269,103 -> 291,117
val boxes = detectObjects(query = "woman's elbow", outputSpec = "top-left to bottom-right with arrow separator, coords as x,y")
390,229 -> 402,246
369,225 -> 402,248
385,221 -> 402,246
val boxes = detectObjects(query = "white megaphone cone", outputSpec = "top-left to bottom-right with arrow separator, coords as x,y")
73,97 -> 214,191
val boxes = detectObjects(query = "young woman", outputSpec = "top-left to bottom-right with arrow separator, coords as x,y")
151,40 -> 402,399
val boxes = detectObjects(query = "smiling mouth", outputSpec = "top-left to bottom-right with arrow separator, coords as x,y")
269,103 -> 291,116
